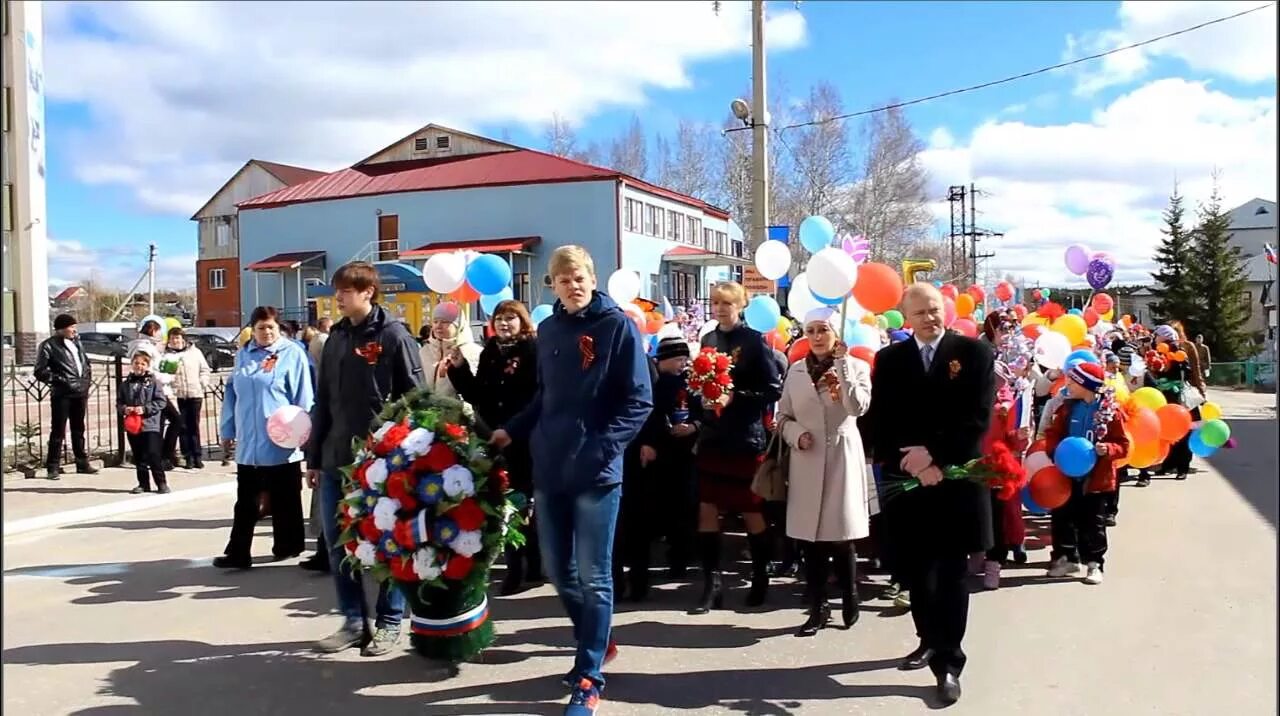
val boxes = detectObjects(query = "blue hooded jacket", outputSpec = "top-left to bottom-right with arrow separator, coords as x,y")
504,291 -> 654,495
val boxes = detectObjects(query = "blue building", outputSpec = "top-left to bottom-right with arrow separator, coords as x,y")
232,124 -> 747,331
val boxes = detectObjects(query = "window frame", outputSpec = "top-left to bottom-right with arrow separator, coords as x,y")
209,268 -> 227,290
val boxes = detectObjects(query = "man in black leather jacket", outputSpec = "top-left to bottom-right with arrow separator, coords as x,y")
33,314 -> 99,479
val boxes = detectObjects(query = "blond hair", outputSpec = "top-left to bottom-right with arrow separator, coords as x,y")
548,245 -> 595,279
710,281 -> 748,308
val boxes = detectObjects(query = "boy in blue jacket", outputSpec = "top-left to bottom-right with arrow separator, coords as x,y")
492,246 -> 653,716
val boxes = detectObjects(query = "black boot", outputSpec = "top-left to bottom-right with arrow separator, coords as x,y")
524,525 -> 544,583
690,532 -> 724,615
797,542 -> 830,637
832,542 -> 860,629
500,545 -> 526,596
745,532 -> 772,607
76,460 -> 99,475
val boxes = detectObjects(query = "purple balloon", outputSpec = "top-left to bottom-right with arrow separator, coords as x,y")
1090,251 -> 1116,269
1086,258 -> 1114,290
1064,244 -> 1090,275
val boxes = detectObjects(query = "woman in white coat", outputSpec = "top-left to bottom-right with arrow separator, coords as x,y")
778,306 -> 872,637
418,301 -> 482,401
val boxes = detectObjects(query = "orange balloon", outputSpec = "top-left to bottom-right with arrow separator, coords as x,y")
764,330 -> 788,352
1030,466 -> 1072,510
955,293 -> 976,318
1172,350 -> 1188,362
850,345 -> 876,368
787,337 -> 811,364
1083,307 -> 1099,327
1128,407 -> 1161,444
1022,323 -> 1045,339
644,317 -> 664,335
1157,343 -> 1171,354
1157,404 -> 1192,442
1115,429 -> 1134,468
1127,440 -> 1161,469
450,283 -> 480,303
852,263 -> 905,314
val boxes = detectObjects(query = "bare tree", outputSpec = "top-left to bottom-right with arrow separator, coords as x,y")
656,120 -> 716,200
544,113 -> 578,158
711,82 -> 798,249
608,115 -> 648,179
782,82 -> 853,220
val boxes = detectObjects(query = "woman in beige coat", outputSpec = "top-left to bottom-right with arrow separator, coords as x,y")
778,306 -> 872,637
418,301 -> 481,401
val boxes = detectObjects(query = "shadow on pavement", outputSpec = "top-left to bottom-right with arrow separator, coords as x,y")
63,518 -> 236,531
4,486 -> 139,495
1206,417 -> 1278,528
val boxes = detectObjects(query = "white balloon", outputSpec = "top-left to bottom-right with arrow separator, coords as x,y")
754,240 -> 792,281
1034,331 -> 1072,370
807,248 -> 859,300
267,405 -> 312,449
423,252 -> 467,294
1023,451 -> 1053,476
698,319 -> 718,339
786,273 -> 824,319
607,270 -> 642,304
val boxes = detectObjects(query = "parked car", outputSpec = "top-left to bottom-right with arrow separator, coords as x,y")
187,334 -> 238,371
78,332 -> 130,359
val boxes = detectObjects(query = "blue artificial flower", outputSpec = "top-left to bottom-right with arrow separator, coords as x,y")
435,516 -> 459,545
362,490 -> 381,511
415,473 -> 445,506
385,448 -> 412,473
379,531 -> 402,558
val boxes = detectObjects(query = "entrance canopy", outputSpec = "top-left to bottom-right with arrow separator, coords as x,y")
662,246 -> 751,267
402,236 -> 541,259
244,250 -> 326,272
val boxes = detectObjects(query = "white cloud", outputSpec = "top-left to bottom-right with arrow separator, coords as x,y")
44,1 -> 806,215
919,78 -> 1277,287
1068,1 -> 1277,95
48,238 -> 195,292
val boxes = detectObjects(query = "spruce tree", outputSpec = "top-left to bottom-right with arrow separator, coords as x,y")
1188,182 -> 1253,360
1149,185 -> 1199,327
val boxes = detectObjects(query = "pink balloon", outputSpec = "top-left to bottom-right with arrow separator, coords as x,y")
952,318 -> 978,338
943,297 -> 957,327
940,284 -> 959,301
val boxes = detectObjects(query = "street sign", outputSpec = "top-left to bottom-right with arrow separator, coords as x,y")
742,266 -> 775,296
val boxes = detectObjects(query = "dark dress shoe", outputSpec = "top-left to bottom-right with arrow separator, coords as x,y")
796,604 -> 831,637
937,673 -> 962,705
76,463 -> 99,475
212,556 -> 251,569
299,553 -> 330,572
899,645 -> 934,671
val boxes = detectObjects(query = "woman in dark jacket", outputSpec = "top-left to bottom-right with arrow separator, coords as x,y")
447,299 -> 541,595
690,281 -> 783,614
1154,321 -> 1207,479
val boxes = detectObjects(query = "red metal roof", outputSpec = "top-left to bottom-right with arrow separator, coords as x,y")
53,286 -> 85,302
244,251 -> 326,271
237,148 -> 729,220
254,160 -> 328,187
402,236 -> 541,259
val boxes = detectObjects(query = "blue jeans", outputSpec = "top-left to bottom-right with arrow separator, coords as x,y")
319,471 -> 406,630
535,482 -> 622,689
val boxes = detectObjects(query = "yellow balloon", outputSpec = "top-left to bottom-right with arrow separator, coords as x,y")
1050,314 -> 1087,346
1102,309 -> 1114,322
1200,401 -> 1223,421
776,317 -> 791,335
1022,314 -> 1050,327
238,326 -> 253,347
1130,387 -> 1167,411
1112,383 -> 1131,406
861,313 -> 878,326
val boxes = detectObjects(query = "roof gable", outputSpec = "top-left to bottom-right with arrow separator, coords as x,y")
1227,198 -> 1278,231
190,159 -> 326,220
356,124 -> 519,167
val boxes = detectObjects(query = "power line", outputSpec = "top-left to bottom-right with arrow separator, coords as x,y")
776,2 -> 1276,132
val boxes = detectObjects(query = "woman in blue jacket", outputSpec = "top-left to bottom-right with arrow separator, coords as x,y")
214,306 -> 315,569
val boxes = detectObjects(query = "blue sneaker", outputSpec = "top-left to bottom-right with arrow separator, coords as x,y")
564,678 -> 601,715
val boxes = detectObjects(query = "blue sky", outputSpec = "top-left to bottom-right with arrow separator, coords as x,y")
40,1 -> 1277,289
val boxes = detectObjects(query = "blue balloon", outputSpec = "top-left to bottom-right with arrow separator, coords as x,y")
932,280 -> 944,288
844,322 -> 880,350
646,334 -> 658,355
1189,430 -> 1218,458
812,288 -> 844,306
1068,308 -> 1083,317
465,254 -> 512,296
799,215 -> 835,254
1063,349 -> 1100,371
744,296 -> 782,332
530,303 -> 554,326
1054,436 -> 1097,479
479,286 -> 514,315
1021,485 -> 1049,516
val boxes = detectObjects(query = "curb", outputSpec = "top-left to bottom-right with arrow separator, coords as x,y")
3,481 -> 239,537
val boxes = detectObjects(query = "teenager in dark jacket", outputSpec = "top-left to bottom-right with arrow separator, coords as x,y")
491,246 -> 653,716
305,262 -> 425,658
448,299 -> 543,595
118,351 -> 170,493
34,314 -> 98,479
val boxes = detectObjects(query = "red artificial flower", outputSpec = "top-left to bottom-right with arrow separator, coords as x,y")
375,421 -> 411,454
422,441 -> 458,472
355,341 -> 383,366
358,517 -> 381,543
688,378 -> 703,391
389,556 -> 417,582
490,467 -> 510,495
344,539 -> 358,554
714,354 -> 731,372
700,345 -> 716,354
715,372 -> 732,387
353,461 -> 372,490
443,555 -> 474,580
448,498 -> 486,531
443,423 -> 468,441
703,383 -> 723,401
392,519 -> 417,549
579,335 -> 596,370
385,471 -> 419,512
691,354 -> 713,374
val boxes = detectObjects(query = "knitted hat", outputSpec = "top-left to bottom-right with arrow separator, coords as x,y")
1154,324 -> 1179,343
1116,344 -> 1136,366
1068,361 -> 1106,393
433,301 -> 461,323
1101,350 -> 1118,365
53,314 -> 77,331
655,336 -> 691,363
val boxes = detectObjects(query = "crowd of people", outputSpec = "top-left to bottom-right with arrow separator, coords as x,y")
32,247 -> 1213,715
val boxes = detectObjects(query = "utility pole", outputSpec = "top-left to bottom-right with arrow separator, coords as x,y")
947,186 -> 967,280
750,0 -> 769,252
147,243 -> 156,316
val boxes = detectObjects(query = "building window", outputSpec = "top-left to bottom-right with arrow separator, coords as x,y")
687,216 -> 701,247
2,86 -> 10,133
715,231 -> 729,254
668,209 -> 681,242
650,274 -> 660,300
513,272 -> 531,304
702,227 -> 712,250
644,204 -> 661,236
626,198 -> 643,232
731,237 -> 745,258
436,135 -> 451,150
209,268 -> 227,290
1,183 -> 11,232
414,137 -> 429,151
215,222 -> 230,247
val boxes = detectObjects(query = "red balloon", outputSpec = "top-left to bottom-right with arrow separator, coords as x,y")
787,337 -> 811,364
1021,323 -> 1044,339
943,297 -> 957,326
1083,307 -> 1100,327
952,318 -> 979,338
1012,304 -> 1028,319
764,330 -> 788,351
1030,466 -> 1072,510
940,284 -> 959,301
849,345 -> 876,367
1157,404 -> 1193,442
450,282 -> 481,304
1031,289 -> 1043,301
852,262 -> 905,314
966,285 -> 986,305
1091,292 -> 1115,314
995,281 -> 1015,303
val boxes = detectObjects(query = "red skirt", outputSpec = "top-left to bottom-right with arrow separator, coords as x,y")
696,448 -> 764,514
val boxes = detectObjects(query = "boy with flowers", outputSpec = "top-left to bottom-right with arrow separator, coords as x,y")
1043,362 -> 1129,586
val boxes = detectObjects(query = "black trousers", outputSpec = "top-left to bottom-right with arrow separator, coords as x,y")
46,393 -> 89,467
615,460 -> 656,588
901,550 -> 970,677
224,463 -> 304,561
126,432 -> 167,490
1050,481 -> 1109,567
161,400 -> 185,461
167,398 -> 204,460
1103,486 -> 1120,518
659,455 -> 698,571
1163,406 -> 1201,474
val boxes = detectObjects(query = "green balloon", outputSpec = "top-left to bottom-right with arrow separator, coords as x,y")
884,309 -> 905,330
1198,419 -> 1231,448
876,315 -> 889,330
1042,288 -> 1051,298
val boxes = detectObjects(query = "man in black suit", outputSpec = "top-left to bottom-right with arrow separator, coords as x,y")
867,283 -> 996,706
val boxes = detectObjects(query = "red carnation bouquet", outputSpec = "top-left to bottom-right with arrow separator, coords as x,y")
882,441 -> 1028,502
687,346 -> 734,415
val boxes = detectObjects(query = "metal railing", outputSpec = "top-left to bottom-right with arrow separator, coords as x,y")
1207,360 -> 1276,390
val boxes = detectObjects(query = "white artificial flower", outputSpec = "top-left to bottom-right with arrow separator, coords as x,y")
373,497 -> 402,532
365,459 -> 389,490
401,427 -> 435,458
372,421 -> 396,441
345,490 -> 365,516
355,540 -> 377,567
441,465 -> 476,499
413,547 -> 442,580
450,529 -> 484,557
